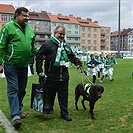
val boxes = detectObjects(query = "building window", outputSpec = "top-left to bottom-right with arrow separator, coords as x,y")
68,24 -> 71,28
106,30 -> 109,34
94,40 -> 97,45
35,28 -> 40,31
9,15 -> 13,21
75,38 -> 79,41
28,20 -> 32,24
1,15 -> 7,21
60,23 -> 64,26
82,40 -> 85,44
82,27 -> 85,31
36,35 -> 40,38
88,34 -> 91,37
82,33 -> 85,37
101,29 -> 104,33
67,31 -> 71,34
52,23 -> 56,26
93,46 -> 96,50
44,21 -> 48,26
88,40 -> 91,44
88,46 -> 91,50
67,37 -> 71,40
75,24 -> 78,29
88,27 -> 91,31
44,35 -> 48,39
36,21 -> 40,25
44,28 -> 48,32
106,36 -> 109,39
94,34 -> 97,38
75,31 -> 78,34
94,28 -> 97,32
106,41 -> 109,45
106,47 -> 108,50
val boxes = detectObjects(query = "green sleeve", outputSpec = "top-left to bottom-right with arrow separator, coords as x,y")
31,35 -> 39,55
0,27 -> 8,64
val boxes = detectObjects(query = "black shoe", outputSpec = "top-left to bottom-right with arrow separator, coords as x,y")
43,105 -> 53,114
61,115 -> 72,121
19,111 -> 25,119
13,118 -> 22,128
110,78 -> 114,81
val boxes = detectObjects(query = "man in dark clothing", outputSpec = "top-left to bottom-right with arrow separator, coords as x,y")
29,54 -> 35,75
36,25 -> 82,121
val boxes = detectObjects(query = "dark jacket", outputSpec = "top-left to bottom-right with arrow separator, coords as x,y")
87,59 -> 101,68
29,54 -> 35,64
36,40 -> 81,81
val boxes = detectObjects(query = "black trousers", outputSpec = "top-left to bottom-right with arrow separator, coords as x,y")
44,80 -> 69,117
29,64 -> 34,75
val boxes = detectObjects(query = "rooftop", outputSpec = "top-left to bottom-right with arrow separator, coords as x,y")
0,4 -> 15,13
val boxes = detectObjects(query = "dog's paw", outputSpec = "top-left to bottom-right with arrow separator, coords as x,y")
76,108 -> 79,110
91,116 -> 96,120
83,108 -> 86,110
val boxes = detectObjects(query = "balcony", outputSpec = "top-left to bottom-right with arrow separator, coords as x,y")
101,32 -> 106,35
66,34 -> 81,38
35,31 -> 51,35
35,38 -> 49,42
66,40 -> 81,44
101,37 -> 106,41
101,44 -> 106,47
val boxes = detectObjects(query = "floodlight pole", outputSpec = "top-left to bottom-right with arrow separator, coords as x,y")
118,0 -> 121,58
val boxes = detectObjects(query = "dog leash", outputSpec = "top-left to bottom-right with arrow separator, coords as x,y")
79,68 -> 93,85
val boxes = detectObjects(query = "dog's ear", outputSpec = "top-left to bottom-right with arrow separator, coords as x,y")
100,86 -> 104,93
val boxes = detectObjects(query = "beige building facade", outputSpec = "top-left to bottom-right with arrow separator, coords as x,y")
0,4 -> 111,52
100,26 -> 111,51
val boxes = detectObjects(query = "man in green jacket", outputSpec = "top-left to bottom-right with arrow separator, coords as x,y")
0,7 -> 38,128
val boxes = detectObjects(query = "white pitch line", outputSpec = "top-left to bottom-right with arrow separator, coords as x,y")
0,109 -> 18,133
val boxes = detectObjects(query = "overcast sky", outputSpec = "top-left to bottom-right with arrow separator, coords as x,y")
0,0 -> 132,32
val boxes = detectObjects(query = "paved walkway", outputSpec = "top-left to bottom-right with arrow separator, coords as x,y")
0,109 -> 18,133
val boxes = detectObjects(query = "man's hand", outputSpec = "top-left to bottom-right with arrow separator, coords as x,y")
92,64 -> 95,68
39,72 -> 47,78
0,65 -> 3,73
38,72 -> 47,84
76,65 -> 81,69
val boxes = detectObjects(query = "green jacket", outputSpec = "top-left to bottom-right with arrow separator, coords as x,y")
0,19 -> 38,67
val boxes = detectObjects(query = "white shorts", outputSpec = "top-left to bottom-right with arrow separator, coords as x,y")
87,67 -> 97,76
102,67 -> 113,76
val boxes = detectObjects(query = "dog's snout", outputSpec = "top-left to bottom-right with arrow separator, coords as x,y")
98,95 -> 101,98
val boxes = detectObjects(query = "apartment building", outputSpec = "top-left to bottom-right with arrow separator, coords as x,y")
120,28 -> 132,51
76,17 -> 101,51
110,31 -> 118,51
47,13 -> 81,48
29,11 -> 51,47
0,3 -> 111,52
110,28 -> 132,53
127,29 -> 133,54
0,4 -> 51,48
0,4 -> 15,29
100,26 -> 110,51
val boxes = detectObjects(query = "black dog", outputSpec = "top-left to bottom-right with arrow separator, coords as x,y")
75,83 -> 104,119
